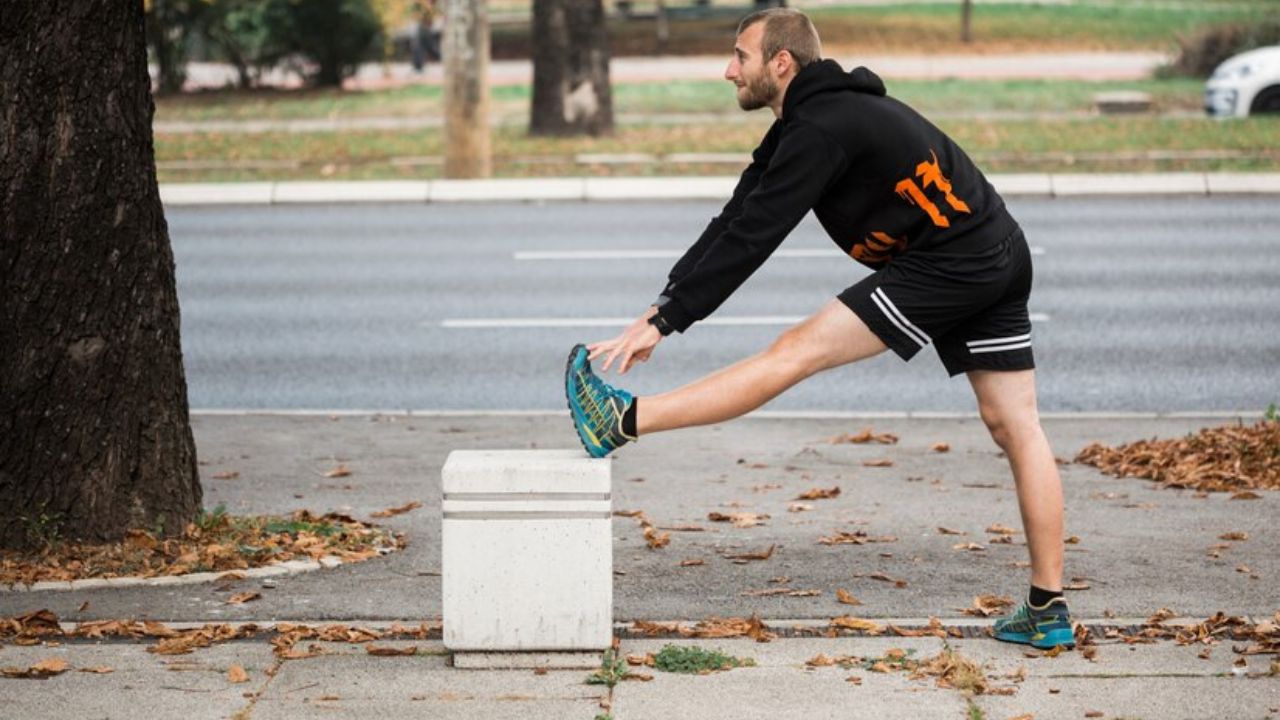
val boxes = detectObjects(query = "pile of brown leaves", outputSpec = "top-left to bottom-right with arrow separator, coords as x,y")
1076,420 -> 1279,492
1105,609 -> 1280,657
0,510 -> 403,587
0,608 -> 440,659
632,615 -> 776,643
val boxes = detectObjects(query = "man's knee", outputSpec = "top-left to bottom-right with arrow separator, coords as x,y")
765,324 -> 824,378
979,401 -> 1041,451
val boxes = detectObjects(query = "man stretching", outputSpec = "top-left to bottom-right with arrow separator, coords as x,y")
565,8 -> 1074,650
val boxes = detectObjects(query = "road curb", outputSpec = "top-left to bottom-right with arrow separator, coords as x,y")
159,173 -> 1280,206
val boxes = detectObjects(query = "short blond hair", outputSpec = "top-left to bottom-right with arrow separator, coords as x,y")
736,8 -> 822,68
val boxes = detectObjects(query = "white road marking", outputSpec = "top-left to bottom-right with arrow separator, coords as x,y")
438,313 -> 1049,329
515,247 -> 1045,260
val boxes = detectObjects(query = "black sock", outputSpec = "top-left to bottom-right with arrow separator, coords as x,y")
622,398 -> 638,438
1029,585 -> 1063,608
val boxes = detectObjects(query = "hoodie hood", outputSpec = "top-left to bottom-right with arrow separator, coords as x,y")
782,59 -> 886,119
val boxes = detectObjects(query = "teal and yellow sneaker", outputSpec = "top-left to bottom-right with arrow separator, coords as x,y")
565,344 -> 636,458
992,597 -> 1075,649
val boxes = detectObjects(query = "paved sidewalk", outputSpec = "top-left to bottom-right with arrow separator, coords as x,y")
2,413 -> 1275,718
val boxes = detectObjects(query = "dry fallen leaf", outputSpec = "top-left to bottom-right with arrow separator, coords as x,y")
862,458 -> 895,468
818,531 -> 897,545
1076,420 -> 1278,493
846,675 -> 863,685
1084,712 -> 1103,718
788,503 -> 814,513
1064,535 -> 1081,544
1219,531 -> 1249,541
836,588 -> 862,606
830,616 -> 885,634
937,527 -> 965,535
867,572 -> 909,588
797,486 -> 841,500
370,501 -> 422,518
931,442 -> 951,453
227,665 -> 249,683
679,559 -> 704,567
962,594 -> 1014,617
78,666 -> 114,674
724,544 -> 775,561
367,645 -> 417,656
643,526 -> 671,550
708,512 -> 770,528
212,471 -> 240,480
2,658 -> 70,678
986,523 -> 1018,535
828,428 -> 899,445
227,591 -> 261,605
325,464 -> 353,478
953,542 -> 987,552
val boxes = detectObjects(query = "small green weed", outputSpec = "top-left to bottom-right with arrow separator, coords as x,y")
586,649 -> 628,687
653,644 -> 756,674
594,715 -> 614,720
1265,403 -> 1277,421
862,647 -> 918,672
195,503 -> 229,532
19,509 -> 64,550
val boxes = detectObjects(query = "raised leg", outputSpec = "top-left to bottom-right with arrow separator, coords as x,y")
636,300 -> 888,435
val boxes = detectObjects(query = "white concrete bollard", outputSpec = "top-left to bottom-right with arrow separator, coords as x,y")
442,449 -> 612,652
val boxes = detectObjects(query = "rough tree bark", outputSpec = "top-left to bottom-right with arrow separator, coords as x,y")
0,1 -> 202,548
530,0 -> 614,136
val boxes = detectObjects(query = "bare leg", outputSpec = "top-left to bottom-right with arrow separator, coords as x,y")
968,369 -> 1064,592
637,300 -> 888,435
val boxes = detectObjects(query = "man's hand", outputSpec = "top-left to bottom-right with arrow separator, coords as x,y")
587,306 -> 664,375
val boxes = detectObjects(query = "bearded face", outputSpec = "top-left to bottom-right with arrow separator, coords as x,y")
736,64 -> 779,111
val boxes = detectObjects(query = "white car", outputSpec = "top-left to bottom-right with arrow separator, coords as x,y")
1204,45 -> 1280,117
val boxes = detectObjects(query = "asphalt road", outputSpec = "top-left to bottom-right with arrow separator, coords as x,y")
170,197 -> 1280,413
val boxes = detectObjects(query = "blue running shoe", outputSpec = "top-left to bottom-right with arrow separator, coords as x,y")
565,344 -> 636,458
992,597 -> 1075,650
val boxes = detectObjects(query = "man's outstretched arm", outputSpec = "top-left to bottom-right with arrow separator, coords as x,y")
590,122 -> 848,373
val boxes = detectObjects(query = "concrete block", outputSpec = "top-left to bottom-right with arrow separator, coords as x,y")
442,450 -> 612,652
159,182 -> 274,206
428,179 -> 585,202
583,176 -> 736,200
272,181 -> 429,204
1094,90 -> 1154,114
1052,173 -> 1207,196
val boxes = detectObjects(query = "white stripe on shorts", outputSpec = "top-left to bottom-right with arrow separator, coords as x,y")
966,333 -> 1031,348
871,287 -> 931,347
969,340 -> 1033,354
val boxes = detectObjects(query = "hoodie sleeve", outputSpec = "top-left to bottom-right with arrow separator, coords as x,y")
657,121 -> 849,333
655,122 -> 782,306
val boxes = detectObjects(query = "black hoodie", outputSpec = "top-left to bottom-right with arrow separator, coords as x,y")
656,59 -> 1017,333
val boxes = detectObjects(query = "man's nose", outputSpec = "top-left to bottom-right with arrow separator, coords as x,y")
725,59 -> 738,81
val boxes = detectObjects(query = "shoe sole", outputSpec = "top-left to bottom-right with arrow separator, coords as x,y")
992,627 -> 1075,650
564,344 -> 605,458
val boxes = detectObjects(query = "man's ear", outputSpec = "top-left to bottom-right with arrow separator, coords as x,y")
772,50 -> 796,78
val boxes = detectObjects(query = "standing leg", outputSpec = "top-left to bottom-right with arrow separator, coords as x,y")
968,369 -> 1064,591
637,300 -> 887,434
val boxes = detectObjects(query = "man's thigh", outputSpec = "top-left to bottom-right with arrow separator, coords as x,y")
783,298 -> 889,373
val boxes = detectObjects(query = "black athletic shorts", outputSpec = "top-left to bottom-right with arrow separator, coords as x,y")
838,226 -> 1035,377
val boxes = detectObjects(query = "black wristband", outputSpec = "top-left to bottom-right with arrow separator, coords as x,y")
648,311 -> 674,337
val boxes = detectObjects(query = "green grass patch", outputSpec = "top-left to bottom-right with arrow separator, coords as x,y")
586,649 -> 630,687
155,77 -> 1209,122
153,114 -> 1280,181
652,644 -> 756,674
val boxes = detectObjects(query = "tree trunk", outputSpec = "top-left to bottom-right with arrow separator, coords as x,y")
530,0 -> 614,136
444,0 -> 493,178
960,0 -> 973,44
0,1 -> 202,548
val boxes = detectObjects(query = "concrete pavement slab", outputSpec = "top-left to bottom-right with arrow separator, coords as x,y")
948,636 -> 1278,679
159,181 -> 274,205
613,637 -> 967,720
252,640 -> 606,720
971,676 -> 1279,720
0,642 -> 274,719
